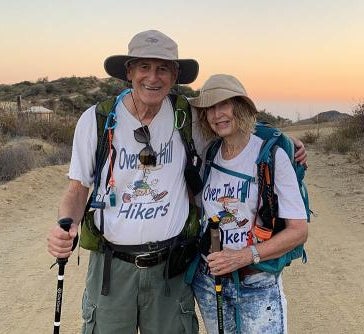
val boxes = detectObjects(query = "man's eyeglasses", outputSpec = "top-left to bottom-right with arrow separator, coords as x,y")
134,125 -> 157,166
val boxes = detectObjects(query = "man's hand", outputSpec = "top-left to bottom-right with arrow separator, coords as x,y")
47,222 -> 78,258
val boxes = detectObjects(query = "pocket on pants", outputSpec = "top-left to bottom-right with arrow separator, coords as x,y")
82,291 -> 96,334
241,271 -> 278,289
179,293 -> 199,334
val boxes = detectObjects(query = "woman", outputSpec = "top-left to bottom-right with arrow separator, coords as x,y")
189,74 -> 308,333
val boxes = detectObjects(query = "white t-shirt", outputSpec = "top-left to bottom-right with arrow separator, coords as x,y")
202,134 -> 307,250
69,96 -> 189,245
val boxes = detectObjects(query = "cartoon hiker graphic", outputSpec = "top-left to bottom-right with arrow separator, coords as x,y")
217,196 -> 250,227
122,164 -> 168,203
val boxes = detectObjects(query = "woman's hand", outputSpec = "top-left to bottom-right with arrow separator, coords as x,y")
207,247 -> 252,276
291,136 -> 308,167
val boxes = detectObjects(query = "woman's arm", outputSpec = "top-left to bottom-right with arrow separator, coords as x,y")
207,219 -> 308,275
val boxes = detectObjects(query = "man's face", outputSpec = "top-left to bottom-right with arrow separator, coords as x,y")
127,59 -> 178,107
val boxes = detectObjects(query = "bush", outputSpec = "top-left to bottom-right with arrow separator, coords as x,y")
301,130 -> 319,144
3,113 -> 76,145
0,112 -> 18,136
0,145 -> 36,182
0,139 -> 71,182
321,102 -> 364,154
322,134 -> 353,154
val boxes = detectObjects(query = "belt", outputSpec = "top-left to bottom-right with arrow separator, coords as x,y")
113,248 -> 170,268
101,236 -> 178,296
199,260 -> 261,280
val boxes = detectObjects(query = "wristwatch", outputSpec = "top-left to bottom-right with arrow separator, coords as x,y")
249,245 -> 261,264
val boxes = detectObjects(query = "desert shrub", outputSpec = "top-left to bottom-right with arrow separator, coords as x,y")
0,139 -> 72,182
0,145 -> 36,181
352,103 -> 364,131
0,111 -> 18,136
347,149 -> 361,162
46,144 -> 71,165
323,134 -> 352,154
301,130 -> 319,144
13,114 -> 76,145
321,102 -> 364,154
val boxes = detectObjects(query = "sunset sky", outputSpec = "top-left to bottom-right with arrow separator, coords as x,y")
1,0 -> 363,120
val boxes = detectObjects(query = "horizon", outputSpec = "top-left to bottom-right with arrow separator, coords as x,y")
1,0 -> 362,120
1,75 -> 356,122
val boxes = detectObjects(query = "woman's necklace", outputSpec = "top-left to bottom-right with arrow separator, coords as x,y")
221,134 -> 250,160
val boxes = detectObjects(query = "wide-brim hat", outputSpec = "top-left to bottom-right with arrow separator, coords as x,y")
189,74 -> 257,113
104,30 -> 199,84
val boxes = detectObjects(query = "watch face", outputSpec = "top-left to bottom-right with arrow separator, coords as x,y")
253,255 -> 260,264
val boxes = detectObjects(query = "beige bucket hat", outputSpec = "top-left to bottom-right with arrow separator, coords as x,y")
189,74 -> 257,113
104,30 -> 199,84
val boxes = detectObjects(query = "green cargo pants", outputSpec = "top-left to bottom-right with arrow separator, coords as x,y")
81,251 -> 199,334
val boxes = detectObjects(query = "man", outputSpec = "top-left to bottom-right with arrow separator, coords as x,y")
47,29 -> 307,333
48,30 -> 200,334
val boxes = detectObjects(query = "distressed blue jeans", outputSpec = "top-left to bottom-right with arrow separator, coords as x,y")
192,263 -> 287,334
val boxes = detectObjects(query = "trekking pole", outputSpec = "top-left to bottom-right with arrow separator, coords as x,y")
209,216 -> 224,334
51,217 -> 73,334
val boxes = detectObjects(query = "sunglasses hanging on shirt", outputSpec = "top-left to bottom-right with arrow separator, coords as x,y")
134,125 -> 157,166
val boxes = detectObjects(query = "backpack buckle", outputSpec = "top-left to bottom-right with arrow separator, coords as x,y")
254,225 -> 272,241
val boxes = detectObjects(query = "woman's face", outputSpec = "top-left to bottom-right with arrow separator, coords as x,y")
206,99 -> 238,138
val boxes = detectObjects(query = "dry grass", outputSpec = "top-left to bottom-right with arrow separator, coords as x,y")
0,137 -> 71,183
282,107 -> 364,162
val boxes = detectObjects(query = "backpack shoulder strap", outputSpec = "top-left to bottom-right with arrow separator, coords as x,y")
169,93 -> 203,196
253,140 -> 282,241
169,94 -> 195,156
89,89 -> 131,209
203,139 -> 222,185
255,122 -> 311,222
91,96 -> 117,208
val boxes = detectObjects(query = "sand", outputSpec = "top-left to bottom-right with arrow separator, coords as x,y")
1,148 -> 363,333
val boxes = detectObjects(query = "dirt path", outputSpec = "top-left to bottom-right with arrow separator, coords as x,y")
0,149 -> 363,333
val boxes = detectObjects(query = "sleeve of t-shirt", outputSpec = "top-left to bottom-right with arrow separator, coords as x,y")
274,147 -> 307,220
68,105 -> 97,188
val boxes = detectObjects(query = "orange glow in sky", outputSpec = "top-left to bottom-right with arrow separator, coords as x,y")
1,0 -> 363,119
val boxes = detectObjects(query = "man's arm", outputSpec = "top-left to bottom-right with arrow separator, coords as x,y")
206,218 -> 308,275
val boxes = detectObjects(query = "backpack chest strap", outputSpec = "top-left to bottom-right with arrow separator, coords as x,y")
210,162 -> 255,202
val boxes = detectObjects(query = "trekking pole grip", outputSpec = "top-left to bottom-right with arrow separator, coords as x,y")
58,217 -> 73,232
58,217 -> 78,254
57,218 -> 74,264
209,217 -> 221,253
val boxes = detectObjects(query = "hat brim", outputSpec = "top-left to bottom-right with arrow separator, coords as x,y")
104,55 -> 199,84
189,89 -> 258,113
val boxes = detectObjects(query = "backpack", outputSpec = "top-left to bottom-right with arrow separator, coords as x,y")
79,88 -> 202,251
201,122 -> 310,273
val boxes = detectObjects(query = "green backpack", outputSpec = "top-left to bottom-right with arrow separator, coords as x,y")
79,89 -> 202,251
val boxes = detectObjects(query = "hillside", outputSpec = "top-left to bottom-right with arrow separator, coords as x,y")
294,110 -> 352,125
0,76 -> 127,116
0,76 -> 309,125
2,76 -> 352,127
0,76 -> 196,116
